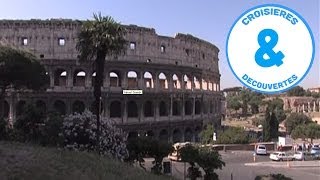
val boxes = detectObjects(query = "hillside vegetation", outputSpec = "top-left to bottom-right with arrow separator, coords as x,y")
0,141 -> 169,180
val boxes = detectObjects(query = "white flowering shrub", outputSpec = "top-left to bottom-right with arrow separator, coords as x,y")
62,109 -> 128,160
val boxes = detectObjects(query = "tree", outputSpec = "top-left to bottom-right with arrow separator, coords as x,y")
248,93 -> 263,115
263,110 -> 271,142
197,147 -> 225,180
179,144 -> 202,180
227,95 -> 241,116
180,145 -> 225,180
267,98 -> 286,122
76,13 -> 127,151
291,124 -> 307,140
291,123 -> 320,143
200,123 -> 214,144
286,86 -> 305,96
269,111 -> 279,140
285,113 -> 311,134
217,127 -> 249,144
0,46 -> 48,119
239,89 -> 251,116
305,123 -> 320,143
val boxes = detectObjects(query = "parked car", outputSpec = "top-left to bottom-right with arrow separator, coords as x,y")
311,147 -> 320,155
256,145 -> 267,155
293,151 -> 314,161
269,152 -> 294,161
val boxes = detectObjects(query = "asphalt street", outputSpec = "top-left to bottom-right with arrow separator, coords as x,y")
150,151 -> 320,180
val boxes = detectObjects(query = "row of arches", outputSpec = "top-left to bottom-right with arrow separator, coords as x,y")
127,126 -> 202,143
4,98 -> 220,119
52,68 -> 220,91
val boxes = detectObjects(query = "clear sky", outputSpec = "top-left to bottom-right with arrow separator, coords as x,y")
0,0 -> 318,89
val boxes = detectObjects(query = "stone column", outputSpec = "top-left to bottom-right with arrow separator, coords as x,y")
154,72 -> 159,92
49,69 -> 55,88
67,68 -> 73,87
139,100 -> 144,123
313,101 -> 316,112
85,70 -> 91,88
308,102 -> 310,112
123,99 -> 127,123
302,104 -> 305,113
155,99 -> 159,121
138,71 -> 144,90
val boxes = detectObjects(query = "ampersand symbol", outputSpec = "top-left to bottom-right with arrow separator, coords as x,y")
255,29 -> 285,68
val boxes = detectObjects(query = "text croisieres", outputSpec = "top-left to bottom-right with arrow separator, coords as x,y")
242,7 -> 299,25
242,74 -> 298,90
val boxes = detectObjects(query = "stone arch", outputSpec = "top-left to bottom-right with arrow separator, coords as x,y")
4,100 -> 9,118
195,126 -> 201,142
53,100 -> 66,115
209,82 -> 213,91
54,69 -> 67,86
184,128 -> 193,142
110,100 -> 121,118
144,72 -> 154,88
185,100 -> 192,115
72,100 -> 85,113
110,71 -> 121,87
159,101 -> 167,116
210,100 -> 213,113
172,74 -> 181,89
158,72 -> 168,89
203,101 -> 208,114
90,100 -> 104,114
145,130 -> 154,138
144,101 -> 153,117
128,131 -> 138,140
194,76 -> 200,89
16,100 -> 26,116
159,129 -> 168,142
172,129 -> 182,143
73,69 -> 86,86
35,100 -> 46,114
127,71 -> 138,88
202,79 -> 208,90
183,74 -> 192,89
172,100 -> 180,116
195,100 -> 201,115
127,100 -> 138,118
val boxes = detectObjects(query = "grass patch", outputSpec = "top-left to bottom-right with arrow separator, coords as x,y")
0,141 -> 170,180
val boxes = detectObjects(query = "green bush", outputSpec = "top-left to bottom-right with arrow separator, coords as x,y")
126,137 -> 173,174
217,127 -> 249,144
40,112 -> 64,146
14,104 -> 45,143
62,110 -> 129,161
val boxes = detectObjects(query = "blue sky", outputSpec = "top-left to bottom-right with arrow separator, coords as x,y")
0,0 -> 318,89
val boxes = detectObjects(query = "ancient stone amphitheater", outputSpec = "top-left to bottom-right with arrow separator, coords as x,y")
1,19 -> 222,142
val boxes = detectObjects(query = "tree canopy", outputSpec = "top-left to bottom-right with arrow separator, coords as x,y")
285,113 -> 312,134
291,123 -> 320,143
0,46 -> 48,118
286,86 -> 305,96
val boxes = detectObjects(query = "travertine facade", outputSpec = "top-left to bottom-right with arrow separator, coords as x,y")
1,19 -> 222,142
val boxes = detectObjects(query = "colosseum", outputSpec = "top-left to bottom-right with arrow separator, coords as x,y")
1,19 -> 222,143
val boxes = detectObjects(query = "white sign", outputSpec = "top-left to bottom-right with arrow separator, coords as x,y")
123,90 -> 143,95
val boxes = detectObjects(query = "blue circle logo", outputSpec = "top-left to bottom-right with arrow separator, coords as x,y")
226,4 -> 315,94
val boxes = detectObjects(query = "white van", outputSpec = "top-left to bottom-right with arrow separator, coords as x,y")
256,144 -> 267,155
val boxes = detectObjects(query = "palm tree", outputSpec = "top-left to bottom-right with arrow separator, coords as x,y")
76,13 -> 127,151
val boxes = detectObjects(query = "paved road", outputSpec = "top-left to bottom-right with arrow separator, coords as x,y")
160,151 -> 320,180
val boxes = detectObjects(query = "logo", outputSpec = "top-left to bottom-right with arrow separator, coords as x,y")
226,4 -> 314,94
